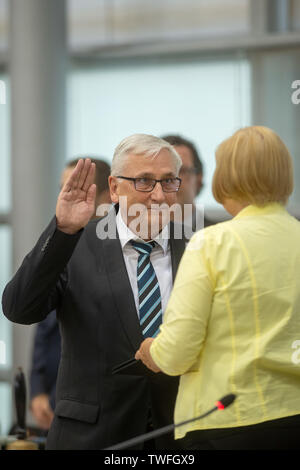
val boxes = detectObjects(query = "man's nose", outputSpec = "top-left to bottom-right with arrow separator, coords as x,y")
150,181 -> 166,202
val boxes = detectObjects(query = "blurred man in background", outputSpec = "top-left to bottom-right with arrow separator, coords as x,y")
162,134 -> 214,229
29,157 -> 111,431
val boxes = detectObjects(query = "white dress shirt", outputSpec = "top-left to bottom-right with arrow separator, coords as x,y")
116,211 -> 173,319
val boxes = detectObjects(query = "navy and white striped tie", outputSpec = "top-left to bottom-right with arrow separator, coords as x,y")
131,240 -> 162,338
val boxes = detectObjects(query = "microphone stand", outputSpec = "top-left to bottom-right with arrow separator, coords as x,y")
105,394 -> 236,451
6,368 -> 38,450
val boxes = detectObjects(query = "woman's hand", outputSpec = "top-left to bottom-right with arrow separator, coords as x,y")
135,338 -> 161,373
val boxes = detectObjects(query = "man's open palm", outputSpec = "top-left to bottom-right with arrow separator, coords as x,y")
56,159 -> 96,234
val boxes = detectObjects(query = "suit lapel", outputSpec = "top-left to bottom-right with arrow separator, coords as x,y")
91,207 -> 143,352
101,235 -> 144,352
88,212 -> 186,353
169,221 -> 186,282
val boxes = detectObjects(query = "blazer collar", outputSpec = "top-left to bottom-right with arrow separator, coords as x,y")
86,205 -> 186,352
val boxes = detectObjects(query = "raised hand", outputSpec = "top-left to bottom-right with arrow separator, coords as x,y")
56,158 -> 96,234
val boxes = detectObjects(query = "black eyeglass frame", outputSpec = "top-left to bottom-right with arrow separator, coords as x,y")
116,176 -> 182,192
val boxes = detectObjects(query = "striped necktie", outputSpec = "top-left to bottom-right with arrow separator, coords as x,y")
131,240 -> 163,338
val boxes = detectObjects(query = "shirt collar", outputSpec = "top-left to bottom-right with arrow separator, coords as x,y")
234,202 -> 286,220
116,210 -> 169,254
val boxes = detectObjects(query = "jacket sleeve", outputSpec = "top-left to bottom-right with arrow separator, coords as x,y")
2,217 -> 83,325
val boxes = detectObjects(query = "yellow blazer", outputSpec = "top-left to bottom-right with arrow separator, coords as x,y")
151,203 -> 300,439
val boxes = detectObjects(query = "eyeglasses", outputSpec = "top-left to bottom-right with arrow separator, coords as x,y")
116,176 -> 182,192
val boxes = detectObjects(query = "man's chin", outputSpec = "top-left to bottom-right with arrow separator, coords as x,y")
139,214 -> 167,240
126,206 -> 171,240
137,216 -> 162,240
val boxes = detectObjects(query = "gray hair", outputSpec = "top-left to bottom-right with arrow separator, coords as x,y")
111,133 -> 182,176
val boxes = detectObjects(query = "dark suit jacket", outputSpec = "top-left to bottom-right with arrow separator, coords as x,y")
30,310 -> 61,411
2,207 -> 186,450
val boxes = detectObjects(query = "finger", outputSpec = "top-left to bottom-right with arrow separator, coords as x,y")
77,158 -> 92,190
32,408 -> 42,421
39,415 -> 52,430
44,408 -> 54,420
86,183 -> 97,205
63,159 -> 84,193
135,350 -> 141,360
82,162 -> 96,192
40,408 -> 54,428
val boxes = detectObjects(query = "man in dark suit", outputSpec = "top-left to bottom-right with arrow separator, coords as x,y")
2,134 -> 187,450
29,158 -> 111,432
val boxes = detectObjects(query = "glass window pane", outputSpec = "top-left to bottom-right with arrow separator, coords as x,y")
0,225 -> 12,371
0,382 -> 12,436
0,73 -> 10,212
0,0 -> 8,55
112,0 -> 251,40
291,0 -> 300,31
68,0 -> 250,49
67,56 -> 251,210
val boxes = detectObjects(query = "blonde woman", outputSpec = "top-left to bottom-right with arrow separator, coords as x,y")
136,126 -> 300,450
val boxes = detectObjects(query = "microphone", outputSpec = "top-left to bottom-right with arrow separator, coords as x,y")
215,394 -> 235,409
5,368 -> 39,450
104,393 -> 236,450
14,368 -> 27,440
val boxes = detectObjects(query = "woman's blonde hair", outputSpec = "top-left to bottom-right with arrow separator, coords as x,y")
212,126 -> 294,206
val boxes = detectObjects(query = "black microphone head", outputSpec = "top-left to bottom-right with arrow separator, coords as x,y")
217,394 -> 236,409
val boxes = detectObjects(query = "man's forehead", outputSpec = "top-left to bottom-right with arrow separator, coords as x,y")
124,150 -> 176,174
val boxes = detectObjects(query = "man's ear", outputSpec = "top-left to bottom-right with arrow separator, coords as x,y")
109,176 -> 119,204
196,174 -> 203,196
